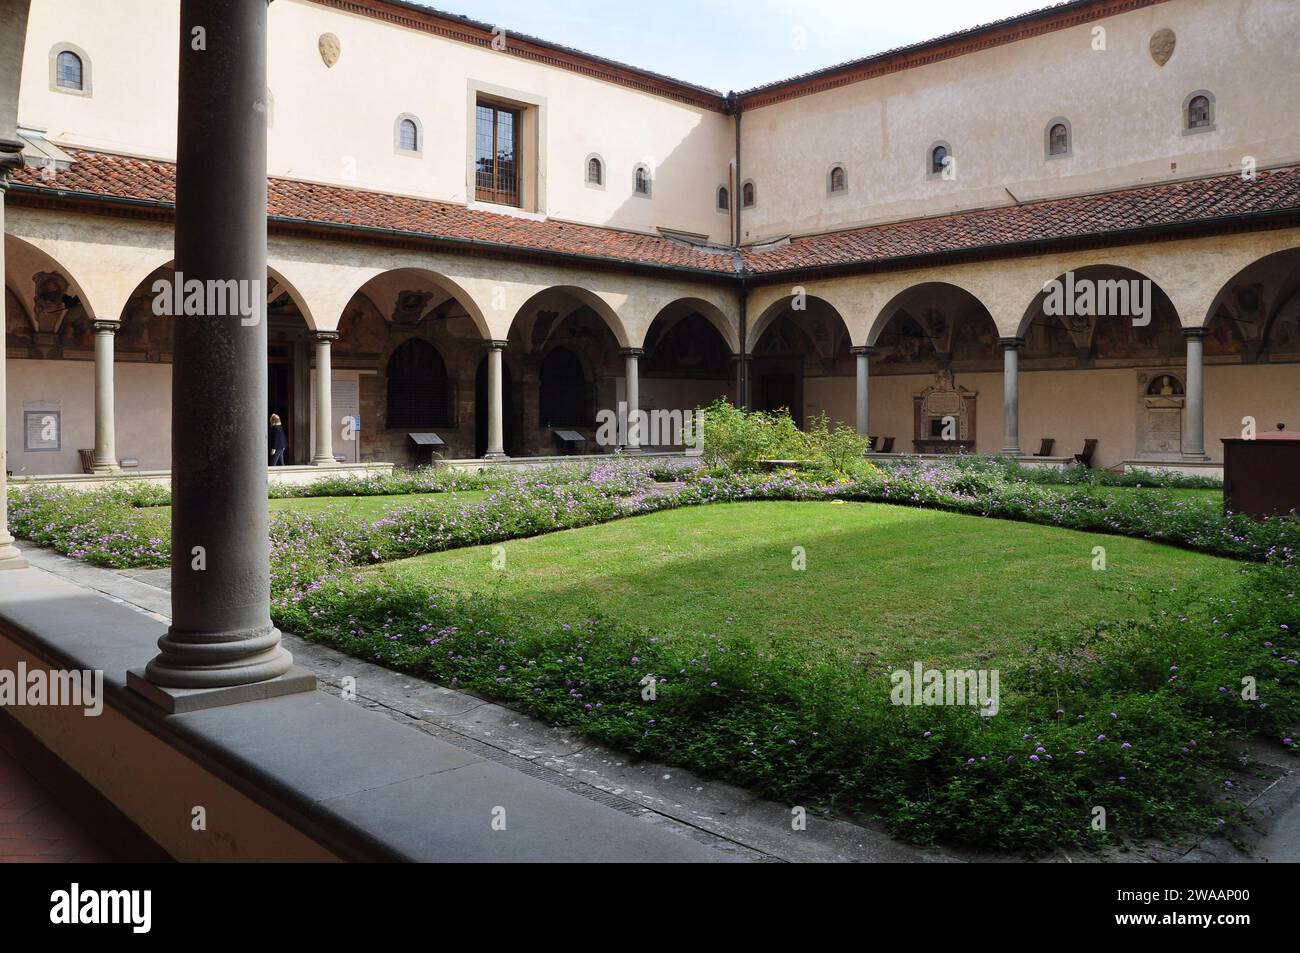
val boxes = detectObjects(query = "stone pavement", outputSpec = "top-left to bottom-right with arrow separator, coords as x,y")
0,734 -> 112,862
17,541 -> 1300,864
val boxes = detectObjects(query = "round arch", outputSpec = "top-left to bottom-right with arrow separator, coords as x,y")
747,292 -> 849,353
344,267 -> 491,340
1015,264 -> 1180,340
645,296 -> 739,354
506,285 -> 630,348
3,233 -> 100,325
866,281 -> 997,348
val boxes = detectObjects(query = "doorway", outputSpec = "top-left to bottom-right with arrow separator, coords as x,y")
268,345 -> 294,463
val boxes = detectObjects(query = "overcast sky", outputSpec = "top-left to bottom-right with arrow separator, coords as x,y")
419,0 -> 1059,91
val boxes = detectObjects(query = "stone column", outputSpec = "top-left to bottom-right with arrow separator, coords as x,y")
484,339 -> 507,459
91,320 -> 121,473
311,330 -> 337,465
137,0 -> 300,695
1183,327 -> 1208,460
850,346 -> 874,437
1000,337 -> 1024,455
621,347 -> 643,452
0,156 -> 27,570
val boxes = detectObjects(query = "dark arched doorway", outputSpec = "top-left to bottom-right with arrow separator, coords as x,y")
386,339 -> 450,429
538,346 -> 588,428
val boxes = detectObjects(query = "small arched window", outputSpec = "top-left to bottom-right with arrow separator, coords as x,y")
828,164 -> 847,194
56,50 -> 82,90
398,119 -> 419,152
633,164 -> 651,197
394,113 -> 422,156
930,144 -> 949,176
1186,93 -> 1213,130
586,156 -> 603,186
742,181 -> 755,208
717,186 -> 729,211
1046,119 -> 1071,159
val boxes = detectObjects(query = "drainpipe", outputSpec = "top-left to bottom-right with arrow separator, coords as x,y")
727,90 -> 748,410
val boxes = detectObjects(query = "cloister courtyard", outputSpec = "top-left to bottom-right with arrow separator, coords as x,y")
0,0 -> 1298,887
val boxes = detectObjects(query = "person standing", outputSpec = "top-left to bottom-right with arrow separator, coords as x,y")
269,413 -> 288,466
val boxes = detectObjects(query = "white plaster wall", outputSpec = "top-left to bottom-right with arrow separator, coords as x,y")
5,358 -> 171,474
740,0 -> 1300,241
18,0 -> 734,242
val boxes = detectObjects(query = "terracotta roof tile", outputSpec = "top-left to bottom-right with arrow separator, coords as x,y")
741,166 -> 1300,274
11,150 -> 1300,280
10,150 -> 739,274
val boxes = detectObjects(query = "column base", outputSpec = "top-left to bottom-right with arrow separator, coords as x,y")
0,540 -> 28,571
144,625 -> 296,689
127,664 -> 316,714
1181,451 -> 1211,462
91,463 -> 121,474
619,446 -> 643,455
999,447 -> 1024,457
482,452 -> 509,461
310,455 -> 338,467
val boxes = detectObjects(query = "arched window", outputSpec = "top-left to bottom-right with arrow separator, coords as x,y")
394,114 -> 422,155
828,164 -> 847,194
50,45 -> 90,95
56,50 -> 82,90
742,181 -> 755,208
717,185 -> 729,211
633,164 -> 651,197
539,347 -> 587,427
398,118 -> 419,152
1185,91 -> 1215,131
586,155 -> 603,186
930,144 -> 949,176
1046,119 -> 1071,158
386,339 -> 450,428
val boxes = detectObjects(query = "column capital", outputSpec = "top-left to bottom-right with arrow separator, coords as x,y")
620,347 -> 645,358
1182,326 -> 1209,339
92,319 -> 122,334
313,329 -> 339,343
487,338 -> 509,350
849,345 -> 877,356
999,336 -> 1026,349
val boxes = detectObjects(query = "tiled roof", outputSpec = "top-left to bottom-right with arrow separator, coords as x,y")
9,150 -> 740,275
10,150 -> 1300,281
741,166 -> 1300,275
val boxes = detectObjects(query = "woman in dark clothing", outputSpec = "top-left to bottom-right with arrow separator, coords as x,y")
269,413 -> 288,466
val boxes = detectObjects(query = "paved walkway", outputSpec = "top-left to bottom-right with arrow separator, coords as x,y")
0,735 -> 112,863
16,540 -> 1300,864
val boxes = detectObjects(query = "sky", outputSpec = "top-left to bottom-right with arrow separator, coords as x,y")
413,0 -> 1062,91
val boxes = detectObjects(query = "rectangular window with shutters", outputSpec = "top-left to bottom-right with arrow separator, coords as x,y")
475,102 -> 521,207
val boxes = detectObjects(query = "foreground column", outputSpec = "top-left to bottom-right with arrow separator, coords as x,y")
485,340 -> 507,459
1183,327 -> 1208,460
91,320 -> 120,472
141,0 -> 294,691
850,346 -> 873,437
999,337 -> 1023,455
0,156 -> 27,570
622,347 -> 643,452
311,330 -> 337,465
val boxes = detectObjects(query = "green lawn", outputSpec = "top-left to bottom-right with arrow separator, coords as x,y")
371,500 -> 1241,667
